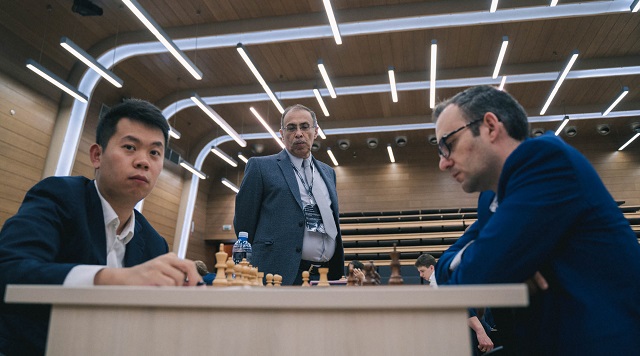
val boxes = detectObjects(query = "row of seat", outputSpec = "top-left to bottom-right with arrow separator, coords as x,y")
341,207 -> 640,268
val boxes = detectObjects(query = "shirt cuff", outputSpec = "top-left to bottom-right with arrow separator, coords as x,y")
63,265 -> 106,286
450,240 -> 475,271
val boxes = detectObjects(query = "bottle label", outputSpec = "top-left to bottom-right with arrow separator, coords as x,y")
232,251 -> 252,265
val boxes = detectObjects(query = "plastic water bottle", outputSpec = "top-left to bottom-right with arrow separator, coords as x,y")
232,231 -> 252,265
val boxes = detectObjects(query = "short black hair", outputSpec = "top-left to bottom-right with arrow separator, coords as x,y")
415,254 -> 436,268
349,260 -> 365,270
433,85 -> 529,141
96,99 -> 169,149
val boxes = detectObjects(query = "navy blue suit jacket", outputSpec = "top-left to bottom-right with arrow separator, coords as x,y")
435,133 -> 640,354
234,150 -> 344,285
0,176 -> 168,355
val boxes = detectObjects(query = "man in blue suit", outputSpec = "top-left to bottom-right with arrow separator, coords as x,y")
0,99 -> 201,356
433,85 -> 640,355
234,104 -> 344,285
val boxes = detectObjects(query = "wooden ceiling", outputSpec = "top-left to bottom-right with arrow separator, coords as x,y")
1,0 -> 639,179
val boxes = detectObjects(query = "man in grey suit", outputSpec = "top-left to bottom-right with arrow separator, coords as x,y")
234,104 -> 344,285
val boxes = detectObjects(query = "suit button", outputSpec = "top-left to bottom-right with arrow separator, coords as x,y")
298,221 -> 303,227
296,247 -> 301,253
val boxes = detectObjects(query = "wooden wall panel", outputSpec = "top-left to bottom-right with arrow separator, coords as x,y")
0,72 -> 56,228
142,167 -> 183,247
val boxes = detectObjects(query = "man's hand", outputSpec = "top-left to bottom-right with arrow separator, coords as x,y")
353,268 -> 365,285
526,271 -> 549,295
468,316 -> 494,353
94,253 -> 201,286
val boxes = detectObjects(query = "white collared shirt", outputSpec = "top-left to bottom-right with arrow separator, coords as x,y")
285,150 -> 336,262
62,181 -> 135,286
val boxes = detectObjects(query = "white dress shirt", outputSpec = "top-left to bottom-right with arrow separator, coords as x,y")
62,181 -> 135,286
285,151 -> 336,262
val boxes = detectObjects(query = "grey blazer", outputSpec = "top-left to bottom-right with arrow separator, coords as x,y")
234,150 -> 344,285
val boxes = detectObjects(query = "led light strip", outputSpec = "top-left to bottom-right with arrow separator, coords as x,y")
121,0 -> 202,80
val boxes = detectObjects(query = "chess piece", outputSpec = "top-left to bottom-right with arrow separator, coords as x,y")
265,273 -> 274,287
273,274 -> 282,287
242,265 -> 251,285
388,243 -> 404,285
317,267 -> 330,287
232,264 -> 244,286
225,257 -> 235,284
257,272 -> 265,286
251,267 -> 260,286
301,271 -> 310,287
363,260 -> 380,286
213,243 -> 228,287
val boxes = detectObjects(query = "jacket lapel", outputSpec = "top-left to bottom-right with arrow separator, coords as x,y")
124,211 -> 146,267
277,150 -> 304,209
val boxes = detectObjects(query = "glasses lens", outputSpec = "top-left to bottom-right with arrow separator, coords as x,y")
438,138 -> 449,158
286,124 -> 311,132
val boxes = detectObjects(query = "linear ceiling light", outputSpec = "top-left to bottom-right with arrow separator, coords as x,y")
121,0 -> 202,80
490,0 -> 499,12
313,87 -> 330,117
221,178 -> 240,193
554,115 -> 570,136
317,126 -> 327,139
540,50 -> 579,115
429,40 -> 437,109
632,0 -> 640,12
388,66 -> 398,103
317,59 -> 337,98
498,76 -> 507,91
249,107 -> 285,149
237,153 -> 249,164
387,144 -> 396,163
602,86 -> 629,116
237,43 -> 284,113
169,126 -> 181,139
550,0 -> 559,6
211,146 -> 238,167
618,133 -> 640,151
326,147 -> 339,166
492,36 -> 509,79
179,159 -> 206,179
26,59 -> 88,103
191,93 -> 246,147
322,0 -> 342,45
60,37 -> 123,88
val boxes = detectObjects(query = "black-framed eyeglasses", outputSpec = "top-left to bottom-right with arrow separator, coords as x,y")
284,123 -> 314,133
437,118 -> 484,158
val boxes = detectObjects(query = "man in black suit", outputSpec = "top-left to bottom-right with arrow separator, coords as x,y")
0,99 -> 201,355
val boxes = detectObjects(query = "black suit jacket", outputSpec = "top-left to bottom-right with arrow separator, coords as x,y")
0,176 -> 168,355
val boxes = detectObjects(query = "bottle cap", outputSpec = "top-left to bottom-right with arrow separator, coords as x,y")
238,231 -> 248,240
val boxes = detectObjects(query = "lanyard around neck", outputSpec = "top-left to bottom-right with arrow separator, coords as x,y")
291,160 -> 314,198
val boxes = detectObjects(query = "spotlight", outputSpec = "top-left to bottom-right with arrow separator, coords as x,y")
531,128 -> 545,137
72,0 -> 103,16
252,143 -> 264,154
395,136 -> 407,147
565,126 -> 577,137
597,124 -> 610,136
366,138 -> 378,149
311,142 -> 321,152
338,139 -> 350,150
428,135 -> 437,145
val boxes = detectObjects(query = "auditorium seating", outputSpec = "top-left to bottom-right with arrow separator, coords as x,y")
341,204 -> 640,272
